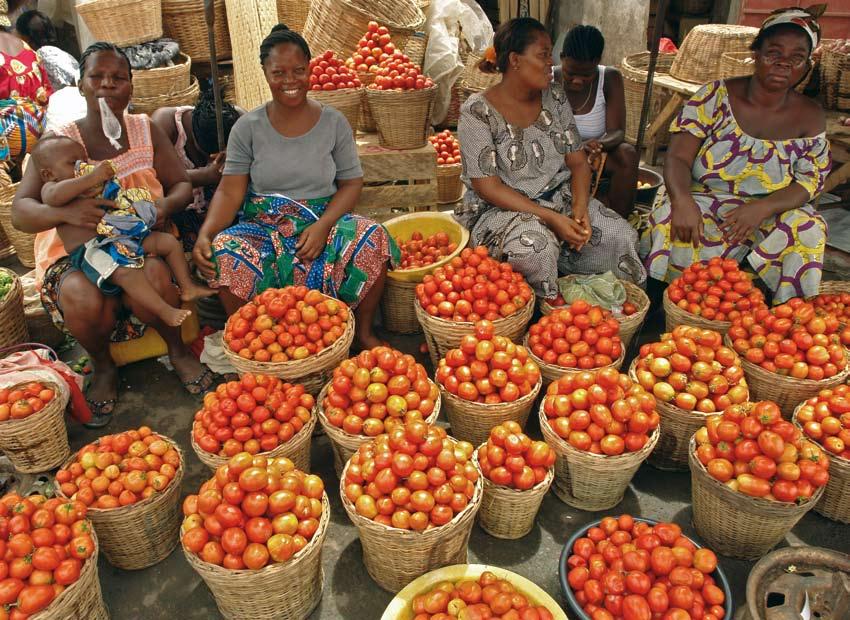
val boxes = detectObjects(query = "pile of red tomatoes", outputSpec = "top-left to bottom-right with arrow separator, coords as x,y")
428,130 -> 460,166
667,257 -> 765,322
477,422 -> 555,490
396,231 -> 457,270
0,382 -> 55,422
528,301 -> 623,369
308,50 -> 362,91
795,385 -> 850,459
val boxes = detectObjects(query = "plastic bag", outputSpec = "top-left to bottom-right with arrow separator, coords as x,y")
558,272 -> 627,314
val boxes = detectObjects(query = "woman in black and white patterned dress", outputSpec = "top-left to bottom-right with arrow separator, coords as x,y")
457,18 -> 646,301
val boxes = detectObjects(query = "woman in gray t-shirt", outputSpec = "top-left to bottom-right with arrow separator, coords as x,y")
193,25 -> 399,350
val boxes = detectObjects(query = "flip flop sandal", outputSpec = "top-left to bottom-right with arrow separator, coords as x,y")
84,398 -> 117,429
182,367 -> 216,396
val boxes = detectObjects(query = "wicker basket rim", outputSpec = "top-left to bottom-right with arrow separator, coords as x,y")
134,52 -> 191,77
331,0 -> 425,30
541,408 -> 661,462
664,289 -> 732,328
526,334 -> 626,376
790,401 -> 850,466
626,358 -> 734,419
0,267 -> 20,309
77,0 -> 152,8
473,447 -> 554,495
307,86 -> 365,100
32,527 -> 101,619
0,381 -> 65,431
133,76 -> 199,104
191,411 -> 317,462
414,297 -> 533,331
365,84 -> 438,101
438,377 -> 542,413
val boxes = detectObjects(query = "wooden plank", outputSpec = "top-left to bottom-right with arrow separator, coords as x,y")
358,183 -> 437,211
356,133 -> 437,183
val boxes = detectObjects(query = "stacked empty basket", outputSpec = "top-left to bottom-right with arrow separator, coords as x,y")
162,0 -> 232,62
669,24 -> 758,84
621,52 -> 676,146
76,0 -> 163,47
0,181 -> 35,268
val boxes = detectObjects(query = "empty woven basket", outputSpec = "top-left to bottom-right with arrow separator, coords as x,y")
670,25 -> 758,84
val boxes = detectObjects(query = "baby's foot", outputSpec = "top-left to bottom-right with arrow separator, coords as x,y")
180,281 -> 216,302
160,306 -> 192,327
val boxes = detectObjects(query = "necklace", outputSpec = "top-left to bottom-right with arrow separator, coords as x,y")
572,75 -> 596,114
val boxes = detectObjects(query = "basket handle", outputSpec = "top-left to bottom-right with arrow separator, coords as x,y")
0,342 -> 58,363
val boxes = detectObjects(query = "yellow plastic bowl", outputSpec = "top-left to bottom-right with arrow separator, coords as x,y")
385,212 -> 470,283
380,563 -> 568,620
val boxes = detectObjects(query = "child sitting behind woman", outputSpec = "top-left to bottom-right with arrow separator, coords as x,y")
31,135 -> 213,327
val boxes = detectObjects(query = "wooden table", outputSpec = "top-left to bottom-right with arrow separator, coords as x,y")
642,74 -> 701,165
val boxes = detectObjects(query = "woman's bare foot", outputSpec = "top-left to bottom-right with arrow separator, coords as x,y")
180,281 -> 216,302
159,306 -> 192,327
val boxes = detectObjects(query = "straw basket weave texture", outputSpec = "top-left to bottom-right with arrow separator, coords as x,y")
0,268 -> 28,349
308,87 -> 362,135
163,0 -> 231,61
132,76 -> 200,116
192,412 -> 315,472
0,182 -> 35,267
0,226 -> 12,260
184,494 -> 330,620
341,455 -> 482,592
820,44 -> 850,110
0,381 -> 68,473
669,24 -> 758,84
474,449 -> 552,539
688,437 -> 822,559
58,439 -> 185,570
439,378 -> 541,447
224,0 -> 277,110
436,163 -> 463,204
527,341 -> 625,390
415,296 -> 535,368
539,405 -> 658,511
132,53 -> 191,99
317,381 -> 441,476
792,402 -> 850,523
277,0 -> 310,35
621,52 -> 676,145
32,530 -> 108,620
366,85 -> 438,149
223,311 -> 354,397
460,53 -> 501,92
381,278 -> 420,334
404,32 -> 429,67
357,72 -> 377,132
76,0 -> 162,47
26,308 -> 64,349
725,334 -> 850,419
663,289 -> 731,336
303,0 -> 425,59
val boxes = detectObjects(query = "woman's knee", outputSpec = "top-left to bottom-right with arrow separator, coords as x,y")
609,142 -> 638,170
57,272 -> 117,334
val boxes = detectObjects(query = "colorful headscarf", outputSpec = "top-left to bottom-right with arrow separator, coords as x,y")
0,1 -> 8,28
760,4 -> 826,51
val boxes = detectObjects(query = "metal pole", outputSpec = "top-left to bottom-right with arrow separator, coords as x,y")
204,0 -> 226,152
636,0 -> 671,152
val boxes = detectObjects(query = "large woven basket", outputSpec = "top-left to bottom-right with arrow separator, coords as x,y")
33,530 -> 108,620
223,307 -> 354,397
277,0 -> 310,34
0,183 -> 35,268
163,0 -> 231,61
307,87 -> 362,135
436,162 -> 463,204
303,0 -> 425,59
357,72 -> 377,131
184,494 -> 330,620
539,404 -> 658,511
191,412 -> 315,472
688,437 -> 822,559
317,381 -> 442,476
57,439 -> 185,570
415,296 -> 535,368
664,289 -> 732,336
403,32 -> 428,68
131,77 -> 200,116
76,0 -> 163,47
818,280 -> 850,325
621,52 -> 676,145
0,222 -> 13,260
474,449 -> 552,539
527,337 -> 625,389
340,454 -> 482,592
791,401 -> 850,523
0,381 -> 68,473
724,334 -> 850,419
439,378 -> 541,447
381,279 -> 420,334
820,44 -> 850,110
366,85 -> 438,150
670,24 -> 758,84
0,268 -> 28,349
460,53 -> 501,92
132,53 -> 191,100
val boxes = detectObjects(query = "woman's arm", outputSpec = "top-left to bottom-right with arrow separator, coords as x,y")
150,120 -> 192,221
566,149 -> 592,239
295,176 -> 362,261
192,173 -> 249,279
664,132 -> 703,246
598,68 -> 627,152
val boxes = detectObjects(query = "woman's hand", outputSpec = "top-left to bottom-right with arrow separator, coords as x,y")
296,220 -> 332,262
571,200 -> 590,232
546,212 -> 590,250
670,195 -> 703,247
62,197 -> 113,229
719,201 -> 769,245
199,153 -> 225,187
192,234 -> 217,281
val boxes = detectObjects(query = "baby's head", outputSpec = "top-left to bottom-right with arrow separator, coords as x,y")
31,136 -> 87,183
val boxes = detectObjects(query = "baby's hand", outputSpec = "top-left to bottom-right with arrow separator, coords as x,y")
91,161 -> 115,183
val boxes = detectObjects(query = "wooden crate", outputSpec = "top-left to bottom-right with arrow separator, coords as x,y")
356,133 -> 438,222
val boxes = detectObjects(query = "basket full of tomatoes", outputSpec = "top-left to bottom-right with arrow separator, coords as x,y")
813,281 -> 850,328
181,453 -> 329,620
0,267 -> 26,350
690,400 -> 829,559
0,380 -> 68,473
222,286 -> 355,397
318,346 -> 442,475
429,130 -> 463,204
54,427 -> 184,570
629,326 -> 749,471
191,374 -> 316,472
473,422 -> 555,539
663,257 -> 767,335
414,247 -> 535,368
340,420 -> 482,592
539,368 -> 660,511
792,385 -> 850,523
727,298 -> 850,418
307,50 -> 363,134
0,493 -> 108,619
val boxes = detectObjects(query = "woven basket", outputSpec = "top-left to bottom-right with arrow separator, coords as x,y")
539,404 -> 658,511
460,53 -> 501,93
0,183 -> 35,268
688,437 -> 822,559
308,87 -> 362,135
76,0 -> 163,47
366,85 -> 438,150
403,33 -> 428,68
26,309 -> 64,349
277,0 -> 310,34
132,76 -> 200,116
303,0 -> 425,59
132,53 -> 191,100
621,52 -> 676,145
184,494 -> 329,620
317,381 -> 442,476
163,0 -> 231,61
32,530 -> 108,620
381,278 -> 420,334
725,334 -> 850,419
415,296 -> 535,368
57,439 -> 185,570
791,401 -> 850,523
0,381 -> 68,473
436,163 -> 463,204
0,268 -> 28,349
439,378 -> 541,447
340,455 -> 482,592
526,338 -> 625,390
191,412 -> 315,472
0,225 -> 13,260
357,72 -> 376,131
438,82 -> 464,129
223,311 -> 354,397
474,449 -> 552,539
820,44 -> 850,109
670,24 -> 758,84
663,289 -> 732,336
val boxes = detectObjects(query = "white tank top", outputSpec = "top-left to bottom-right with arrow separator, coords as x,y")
574,65 -> 606,141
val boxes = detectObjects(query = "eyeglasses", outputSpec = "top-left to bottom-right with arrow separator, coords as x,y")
759,50 -> 809,69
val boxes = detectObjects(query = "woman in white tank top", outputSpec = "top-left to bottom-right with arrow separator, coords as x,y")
555,25 -> 638,218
